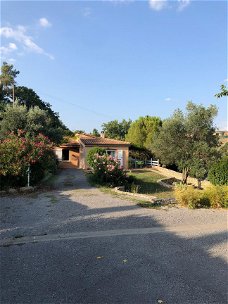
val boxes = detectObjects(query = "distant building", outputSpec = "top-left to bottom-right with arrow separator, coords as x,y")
216,130 -> 228,145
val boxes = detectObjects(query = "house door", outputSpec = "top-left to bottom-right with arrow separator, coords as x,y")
62,149 -> 69,161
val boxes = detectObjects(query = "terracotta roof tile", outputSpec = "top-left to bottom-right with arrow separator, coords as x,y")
79,137 -> 130,146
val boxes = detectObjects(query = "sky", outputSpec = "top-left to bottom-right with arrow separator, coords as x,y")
1,0 -> 227,132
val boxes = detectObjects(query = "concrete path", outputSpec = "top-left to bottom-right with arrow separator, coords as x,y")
0,169 -> 227,304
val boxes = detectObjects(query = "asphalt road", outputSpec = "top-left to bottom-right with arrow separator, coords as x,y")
0,169 -> 227,304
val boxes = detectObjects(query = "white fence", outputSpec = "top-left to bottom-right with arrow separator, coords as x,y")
145,158 -> 159,167
130,158 -> 159,168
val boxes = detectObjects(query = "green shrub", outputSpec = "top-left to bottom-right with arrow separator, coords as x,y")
86,147 -> 106,168
204,185 -> 228,208
174,184 -> 228,209
0,131 -> 56,189
87,152 -> 127,187
208,157 -> 228,185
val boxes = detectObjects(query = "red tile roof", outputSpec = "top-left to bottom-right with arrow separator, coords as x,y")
79,137 -> 130,146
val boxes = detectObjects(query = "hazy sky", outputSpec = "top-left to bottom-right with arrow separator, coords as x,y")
1,0 -> 227,132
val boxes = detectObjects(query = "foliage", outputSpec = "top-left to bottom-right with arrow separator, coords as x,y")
151,102 -> 219,185
102,119 -> 132,140
0,102 -> 65,143
91,128 -> 100,137
0,62 -> 19,87
0,62 -> 71,142
208,157 -> 228,185
126,116 -> 162,149
174,184 -> 228,209
129,145 -> 152,160
86,147 -> 106,168
204,185 -> 228,208
88,153 -> 127,187
219,142 -> 228,157
0,102 -> 27,134
215,84 -> 228,98
74,130 -> 85,134
0,131 -> 57,189
0,62 -> 20,103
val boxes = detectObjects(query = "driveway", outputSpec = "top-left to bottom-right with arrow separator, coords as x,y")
0,169 -> 227,304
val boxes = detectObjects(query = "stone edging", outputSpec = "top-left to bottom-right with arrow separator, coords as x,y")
114,187 -> 176,206
114,186 -> 156,201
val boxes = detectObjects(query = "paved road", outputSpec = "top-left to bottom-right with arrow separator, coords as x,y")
0,169 -> 227,304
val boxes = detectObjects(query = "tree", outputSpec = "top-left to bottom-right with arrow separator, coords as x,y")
0,102 -> 28,135
0,102 -> 64,143
126,116 -> 162,149
74,130 -> 85,134
215,84 -> 228,98
14,86 -> 69,134
0,62 -> 20,104
0,61 -> 19,89
102,119 -> 132,140
0,63 -> 71,138
91,128 -> 100,137
151,102 -> 219,186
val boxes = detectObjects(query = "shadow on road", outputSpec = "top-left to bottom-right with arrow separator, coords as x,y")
0,169 -> 227,304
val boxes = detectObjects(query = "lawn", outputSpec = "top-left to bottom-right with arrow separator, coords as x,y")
128,169 -> 174,199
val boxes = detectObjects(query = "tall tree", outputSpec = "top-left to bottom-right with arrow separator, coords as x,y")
0,62 -> 20,104
151,102 -> 219,186
0,61 -> 19,89
126,116 -> 162,149
102,119 -> 132,140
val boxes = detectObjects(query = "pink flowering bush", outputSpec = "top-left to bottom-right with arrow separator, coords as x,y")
0,130 -> 57,188
88,152 -> 127,187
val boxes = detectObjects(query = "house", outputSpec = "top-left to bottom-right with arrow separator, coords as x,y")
54,134 -> 130,169
215,130 -> 228,145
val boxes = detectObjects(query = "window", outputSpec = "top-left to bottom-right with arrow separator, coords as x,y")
106,150 -> 116,158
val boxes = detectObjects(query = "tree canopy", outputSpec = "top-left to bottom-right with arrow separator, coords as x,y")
0,62 -> 71,143
151,102 -> 219,186
0,102 -> 66,143
91,128 -> 100,137
126,116 -> 162,149
102,119 -> 132,140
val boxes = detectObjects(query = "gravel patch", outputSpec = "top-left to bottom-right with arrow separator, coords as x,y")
1,169 -> 227,241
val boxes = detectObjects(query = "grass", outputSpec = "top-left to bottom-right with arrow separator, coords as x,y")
86,169 -> 174,199
128,169 -> 174,199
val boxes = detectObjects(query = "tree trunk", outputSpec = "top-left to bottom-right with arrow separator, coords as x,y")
182,168 -> 189,184
197,179 -> 202,189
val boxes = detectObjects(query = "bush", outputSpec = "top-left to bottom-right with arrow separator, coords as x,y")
204,185 -> 228,208
208,157 -> 228,185
0,131 -> 56,189
87,153 -> 127,187
86,147 -> 106,168
174,184 -> 228,209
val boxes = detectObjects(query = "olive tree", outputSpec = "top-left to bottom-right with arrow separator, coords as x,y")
151,102 -> 219,186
